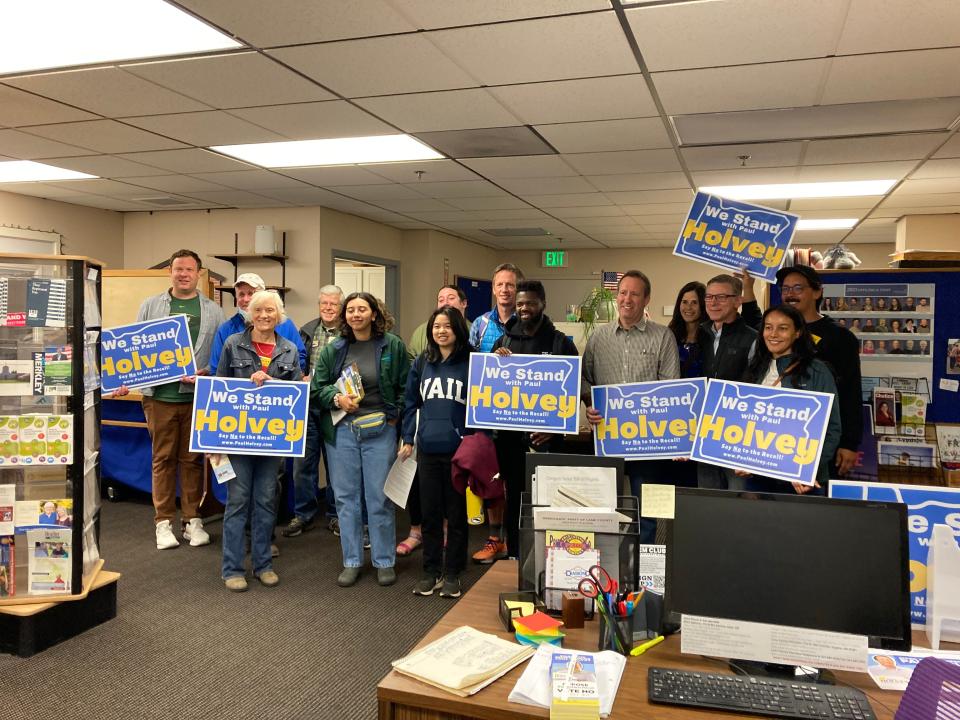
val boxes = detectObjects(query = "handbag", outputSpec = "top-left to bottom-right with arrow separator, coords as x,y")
351,411 -> 387,440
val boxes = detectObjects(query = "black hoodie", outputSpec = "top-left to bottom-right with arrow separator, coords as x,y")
492,314 -> 578,357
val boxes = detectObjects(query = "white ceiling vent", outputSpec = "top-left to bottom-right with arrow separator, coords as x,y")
134,196 -> 195,206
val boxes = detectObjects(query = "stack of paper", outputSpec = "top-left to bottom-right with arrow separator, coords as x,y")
510,644 -> 626,719
550,652 -> 600,720
331,361 -> 364,425
514,612 -> 565,647
545,530 -> 599,611
391,625 -> 535,697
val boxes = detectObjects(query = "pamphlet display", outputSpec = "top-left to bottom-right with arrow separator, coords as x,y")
0,415 -> 74,466
26,527 -> 71,594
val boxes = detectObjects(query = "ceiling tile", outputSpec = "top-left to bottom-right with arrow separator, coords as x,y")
22,120 -> 187,154
115,149 -> 257,173
45,178 -> 168,196
428,13 -> 637,86
606,189 -> 694,205
277,165 -> 392,186
229,101 -> 394,140
586,172 -> 690,192
795,161 -> 915,182
256,186 -> 355,205
626,0 -> 847,71
180,189 -> 292,206
4,67 -> 209,117
375,197 -> 460,212
804,133 -> 948,165
535,118 -> 673,154
39,154 -> 172,178
523,193 -> 612,208
463,209 -> 553,221
681,142 -> 804,171
124,111 -> 285,146
621,202 -> 703,216
822,49 -> 960,105
328,184 -> 426,201
551,206 -> 626,218
401,210 -> 474,222
0,84 -> 97,127
365,160 -> 480,183
912,158 -> 960,179
391,0 -> 609,28
789,196 -> 884,210
653,60 -> 829,115
837,0 -> 960,54
269,35 -> 477,97
118,175 -> 234,194
460,155 -> 577,178
567,216 -> 640,228
895,178 -> 960,195
691,168 -> 803,186
0,128 -> 98,159
401,180 -> 507,199
490,75 -> 658,125
444,196 -> 532,210
933,134 -> 960,159
355,89 -> 520,133
563,149 -> 682,175
190,170 -> 311,190
61,196 -> 160,212
498,176 -> 597,196
122,53 -> 335,109
0,182 -> 96,198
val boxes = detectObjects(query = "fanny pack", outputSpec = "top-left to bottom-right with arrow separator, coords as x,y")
351,411 -> 387,439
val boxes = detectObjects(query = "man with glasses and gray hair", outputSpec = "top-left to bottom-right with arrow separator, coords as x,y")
697,273 -> 758,490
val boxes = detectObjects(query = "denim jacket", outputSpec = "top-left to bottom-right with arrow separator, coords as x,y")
216,328 -> 301,382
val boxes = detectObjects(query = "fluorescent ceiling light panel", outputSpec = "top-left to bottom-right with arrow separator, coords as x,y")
796,218 -> 858,230
699,180 -> 896,200
0,161 -> 97,182
0,0 -> 240,75
212,135 -> 444,167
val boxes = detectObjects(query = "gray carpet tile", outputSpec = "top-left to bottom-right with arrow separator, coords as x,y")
2,495 -> 498,720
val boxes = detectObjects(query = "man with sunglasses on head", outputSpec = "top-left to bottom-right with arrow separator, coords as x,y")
742,265 -> 862,477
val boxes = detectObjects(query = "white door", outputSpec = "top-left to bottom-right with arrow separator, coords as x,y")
335,266 -> 363,296
363,266 -> 386,301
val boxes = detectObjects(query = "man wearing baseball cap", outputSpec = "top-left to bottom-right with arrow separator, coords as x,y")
209,273 -> 307,376
742,264 -> 862,477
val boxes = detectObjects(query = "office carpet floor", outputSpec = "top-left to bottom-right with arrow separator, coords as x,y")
2,493 -> 495,720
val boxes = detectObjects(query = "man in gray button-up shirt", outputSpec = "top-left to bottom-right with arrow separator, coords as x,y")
581,270 -> 680,542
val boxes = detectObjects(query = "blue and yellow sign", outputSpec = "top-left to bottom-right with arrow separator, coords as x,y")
690,379 -> 833,486
189,376 -> 309,457
101,315 -> 196,392
466,353 -> 580,433
592,378 -> 706,459
830,480 -> 960,627
674,192 -> 798,282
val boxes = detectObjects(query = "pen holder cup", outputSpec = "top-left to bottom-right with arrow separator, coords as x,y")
597,592 -> 663,655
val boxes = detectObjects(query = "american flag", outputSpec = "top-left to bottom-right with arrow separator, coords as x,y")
601,271 -> 624,290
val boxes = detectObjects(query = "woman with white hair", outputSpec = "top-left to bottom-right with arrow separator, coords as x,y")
216,290 -> 301,592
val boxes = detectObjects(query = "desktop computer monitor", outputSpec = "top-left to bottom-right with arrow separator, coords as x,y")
665,488 -> 912,662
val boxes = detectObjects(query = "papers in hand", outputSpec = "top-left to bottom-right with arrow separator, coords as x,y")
391,625 -> 536,697
209,454 -> 236,484
384,449 -> 417,508
509,644 -> 626,718
331,362 -> 363,425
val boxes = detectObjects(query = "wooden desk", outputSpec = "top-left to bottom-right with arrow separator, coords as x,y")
377,562 -> 904,720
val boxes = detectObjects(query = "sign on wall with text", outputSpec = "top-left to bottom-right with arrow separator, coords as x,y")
592,378 -> 706,459
466,353 -> 581,434
674,192 -> 798,282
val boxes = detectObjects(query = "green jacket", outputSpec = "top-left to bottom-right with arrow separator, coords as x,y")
311,332 -> 410,445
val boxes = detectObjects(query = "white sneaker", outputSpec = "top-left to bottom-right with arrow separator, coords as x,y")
156,520 -> 179,550
182,518 -> 210,547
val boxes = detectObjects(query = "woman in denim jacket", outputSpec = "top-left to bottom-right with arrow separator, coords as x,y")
217,291 -> 301,592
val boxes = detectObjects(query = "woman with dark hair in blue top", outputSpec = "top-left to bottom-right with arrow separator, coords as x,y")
399,306 -> 472,599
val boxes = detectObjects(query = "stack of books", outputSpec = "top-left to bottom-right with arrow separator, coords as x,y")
391,625 -> 535,697
514,611 -> 565,647
550,652 -> 601,720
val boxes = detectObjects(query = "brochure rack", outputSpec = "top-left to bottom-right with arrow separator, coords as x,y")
0,253 -> 118,655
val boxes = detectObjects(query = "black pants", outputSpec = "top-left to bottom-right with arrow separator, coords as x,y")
419,451 -> 467,577
495,430 -> 526,558
407,470 -> 422,526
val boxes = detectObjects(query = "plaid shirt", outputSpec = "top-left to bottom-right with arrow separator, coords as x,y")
581,319 -> 680,402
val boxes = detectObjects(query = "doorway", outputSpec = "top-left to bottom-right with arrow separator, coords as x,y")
456,275 -> 492,322
332,251 -> 400,327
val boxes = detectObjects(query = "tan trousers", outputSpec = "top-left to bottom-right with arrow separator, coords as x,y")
142,397 -> 204,524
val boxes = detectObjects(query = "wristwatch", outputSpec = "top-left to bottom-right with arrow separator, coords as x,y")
333,394 -> 341,409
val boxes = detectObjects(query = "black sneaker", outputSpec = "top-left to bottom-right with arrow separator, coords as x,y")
439,575 -> 462,599
413,574 -> 442,596
328,518 -> 340,536
281,516 -> 314,538
362,526 -> 371,549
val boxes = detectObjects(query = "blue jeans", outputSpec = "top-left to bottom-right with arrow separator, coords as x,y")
325,420 -> 397,569
223,454 -> 280,578
626,459 -> 674,544
292,408 -> 321,522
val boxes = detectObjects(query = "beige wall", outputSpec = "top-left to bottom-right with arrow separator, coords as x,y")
498,241 -> 897,324
0,189 -> 124,267
122,207 -> 495,338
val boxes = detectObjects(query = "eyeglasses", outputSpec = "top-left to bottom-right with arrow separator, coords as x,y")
705,293 -> 737,302
780,284 -> 810,294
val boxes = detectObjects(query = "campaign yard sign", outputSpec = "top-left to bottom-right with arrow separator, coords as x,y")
830,480 -> 960,627
101,315 -> 196,392
674,191 -> 799,282
690,380 -> 834,486
466,353 -> 580,434
189,376 -> 309,457
592,378 -> 706,459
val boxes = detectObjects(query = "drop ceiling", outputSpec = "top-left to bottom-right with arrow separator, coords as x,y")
0,0 -> 959,249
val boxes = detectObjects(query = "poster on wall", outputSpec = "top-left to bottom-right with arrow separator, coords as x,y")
822,282 -> 935,398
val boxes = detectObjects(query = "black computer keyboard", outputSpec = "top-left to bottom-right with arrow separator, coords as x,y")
648,667 -> 876,720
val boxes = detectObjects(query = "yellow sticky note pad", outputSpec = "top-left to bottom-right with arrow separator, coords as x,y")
641,484 -> 675,519
505,600 -> 535,617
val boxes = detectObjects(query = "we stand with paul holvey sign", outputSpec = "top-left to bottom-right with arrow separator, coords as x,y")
466,353 -> 580,434
690,380 -> 834,487
189,376 -> 309,457
100,315 -> 196,392
673,192 -> 799,283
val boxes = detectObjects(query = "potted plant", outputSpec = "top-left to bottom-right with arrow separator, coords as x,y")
578,286 -> 617,339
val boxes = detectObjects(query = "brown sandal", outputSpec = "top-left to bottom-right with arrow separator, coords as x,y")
396,533 -> 422,556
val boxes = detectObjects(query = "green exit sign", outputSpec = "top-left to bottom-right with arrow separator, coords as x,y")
541,250 -> 568,268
